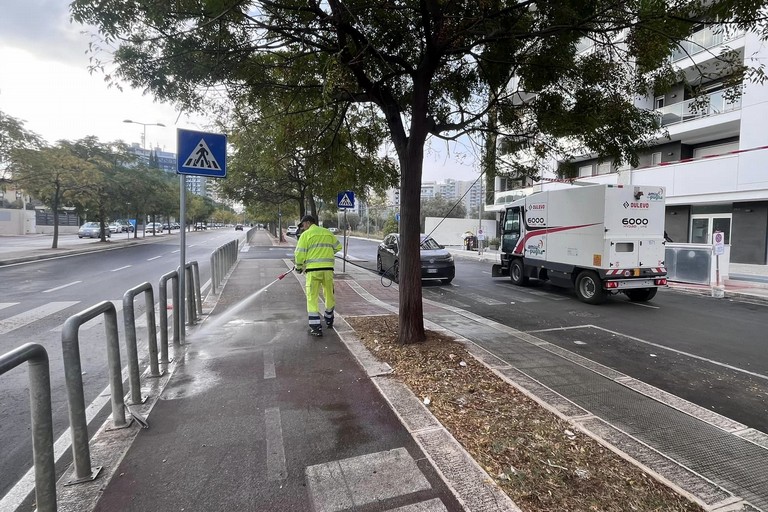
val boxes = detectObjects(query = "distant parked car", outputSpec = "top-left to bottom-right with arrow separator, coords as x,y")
286,225 -> 299,237
78,222 -> 110,239
145,223 -> 163,234
235,224 -> 244,231
377,233 -> 454,284
328,227 -> 339,234
108,222 -> 122,234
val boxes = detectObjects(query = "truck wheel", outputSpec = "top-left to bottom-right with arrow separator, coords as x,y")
626,288 -> 658,302
376,255 -> 383,274
393,261 -> 399,283
510,259 -> 529,286
575,271 -> 606,304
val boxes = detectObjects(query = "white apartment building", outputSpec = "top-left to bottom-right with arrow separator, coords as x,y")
491,27 -> 768,265
413,178 -> 483,214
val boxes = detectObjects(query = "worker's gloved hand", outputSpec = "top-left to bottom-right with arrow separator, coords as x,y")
296,267 -> 303,274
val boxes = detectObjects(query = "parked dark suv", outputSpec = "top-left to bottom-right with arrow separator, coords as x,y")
377,233 -> 455,284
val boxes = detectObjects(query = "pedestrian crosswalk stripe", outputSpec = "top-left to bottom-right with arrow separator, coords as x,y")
0,303 -> 18,311
50,300 -> 123,332
0,302 -> 79,335
182,139 -> 221,170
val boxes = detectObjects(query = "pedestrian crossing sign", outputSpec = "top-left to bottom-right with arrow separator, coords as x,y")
337,191 -> 355,209
177,128 -> 227,178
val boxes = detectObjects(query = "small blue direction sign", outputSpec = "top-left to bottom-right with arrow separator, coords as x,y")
177,128 -> 227,178
337,191 -> 355,209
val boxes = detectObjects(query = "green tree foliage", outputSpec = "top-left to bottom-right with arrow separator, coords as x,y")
222,99 -> 397,222
63,137 -> 137,241
12,144 -> 96,248
71,0 -> 768,343
1,110 -> 43,185
382,215 -> 399,238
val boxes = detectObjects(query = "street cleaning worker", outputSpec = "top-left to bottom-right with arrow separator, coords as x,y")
294,214 -> 343,337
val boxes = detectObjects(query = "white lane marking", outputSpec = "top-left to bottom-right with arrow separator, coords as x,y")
0,302 -> 80,335
527,325 -> 593,333
263,349 -> 276,379
50,300 -> 123,332
147,255 -> 162,261
265,407 -> 287,481
629,301 -> 659,309
111,265 -> 132,272
172,249 -> 180,254
531,324 -> 768,382
42,281 -> 82,293
0,303 -> 18,311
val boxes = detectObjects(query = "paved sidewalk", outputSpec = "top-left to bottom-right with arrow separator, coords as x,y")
53,230 -> 510,512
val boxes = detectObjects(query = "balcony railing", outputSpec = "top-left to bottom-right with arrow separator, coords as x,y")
655,89 -> 741,126
671,26 -> 743,62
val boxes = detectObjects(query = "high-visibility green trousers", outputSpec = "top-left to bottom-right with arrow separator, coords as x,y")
305,270 -> 335,328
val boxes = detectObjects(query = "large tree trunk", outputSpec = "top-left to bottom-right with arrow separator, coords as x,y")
397,126 -> 429,344
51,188 -> 60,249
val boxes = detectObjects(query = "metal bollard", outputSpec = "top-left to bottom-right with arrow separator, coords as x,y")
192,261 -> 203,317
123,282 -> 162,405
159,270 -> 179,353
0,344 -> 57,512
185,264 -> 196,325
210,252 -> 218,295
61,300 -> 128,484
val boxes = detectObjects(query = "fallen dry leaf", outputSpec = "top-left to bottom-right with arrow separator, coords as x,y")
347,314 -> 703,512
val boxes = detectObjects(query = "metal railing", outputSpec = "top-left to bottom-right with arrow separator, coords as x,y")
670,26 -> 743,62
159,269 -> 180,355
5,252 -> 215,505
0,343 -> 57,512
180,261 -> 202,325
211,239 -> 239,294
123,283 -> 162,406
61,301 -> 123,484
656,89 -> 741,126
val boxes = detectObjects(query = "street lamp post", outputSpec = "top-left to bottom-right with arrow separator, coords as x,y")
123,119 -> 166,234
123,119 -> 166,154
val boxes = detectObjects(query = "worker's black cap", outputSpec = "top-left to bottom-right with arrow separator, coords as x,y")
300,214 -> 316,224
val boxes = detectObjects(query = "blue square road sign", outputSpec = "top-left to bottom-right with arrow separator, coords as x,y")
177,128 -> 227,178
337,191 -> 355,209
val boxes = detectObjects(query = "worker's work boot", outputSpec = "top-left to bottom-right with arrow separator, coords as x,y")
309,327 -> 323,337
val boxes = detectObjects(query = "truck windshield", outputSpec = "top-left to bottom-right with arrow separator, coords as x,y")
504,208 -> 521,236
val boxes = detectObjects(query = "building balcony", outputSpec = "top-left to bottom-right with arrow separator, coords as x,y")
671,26 -> 743,62
656,89 -> 741,127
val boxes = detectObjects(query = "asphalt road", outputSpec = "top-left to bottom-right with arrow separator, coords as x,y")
347,237 -> 768,434
0,229 -> 243,500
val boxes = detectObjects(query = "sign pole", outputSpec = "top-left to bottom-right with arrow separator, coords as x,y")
176,127 -> 227,341
712,230 -> 725,298
343,210 -> 348,273
179,175 -> 186,342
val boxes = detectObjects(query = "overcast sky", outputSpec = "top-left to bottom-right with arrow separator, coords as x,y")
0,1 -> 480,182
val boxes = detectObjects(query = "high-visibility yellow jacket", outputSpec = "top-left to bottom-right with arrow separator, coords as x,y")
294,224 -> 342,273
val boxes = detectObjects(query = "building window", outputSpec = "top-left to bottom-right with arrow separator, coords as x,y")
578,165 -> 593,177
652,152 -> 662,166
655,96 -> 665,109
597,162 -> 611,174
